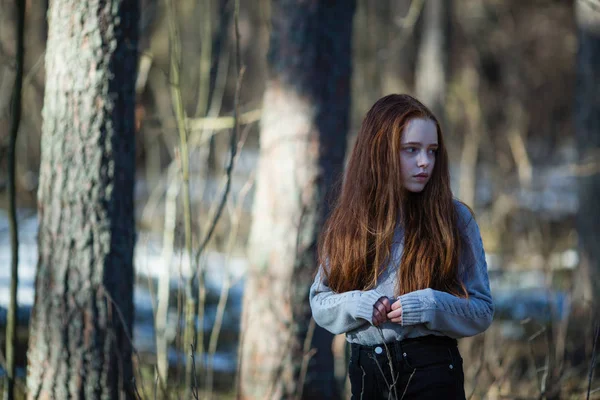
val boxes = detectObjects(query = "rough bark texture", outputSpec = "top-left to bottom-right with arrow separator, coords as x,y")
239,1 -> 355,399
574,0 -> 600,314
26,1 -> 139,399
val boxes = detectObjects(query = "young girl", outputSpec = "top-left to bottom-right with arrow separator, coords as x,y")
309,94 -> 494,399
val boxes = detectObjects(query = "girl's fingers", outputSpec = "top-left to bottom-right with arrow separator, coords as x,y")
387,309 -> 401,319
380,297 -> 391,311
373,297 -> 394,325
372,310 -> 380,325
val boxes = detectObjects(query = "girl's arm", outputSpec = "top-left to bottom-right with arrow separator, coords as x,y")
394,205 -> 495,338
309,268 -> 385,335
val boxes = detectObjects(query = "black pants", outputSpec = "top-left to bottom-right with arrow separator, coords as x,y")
348,335 -> 466,400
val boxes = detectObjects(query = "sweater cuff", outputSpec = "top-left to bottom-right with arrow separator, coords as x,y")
355,290 -> 385,324
398,291 -> 426,326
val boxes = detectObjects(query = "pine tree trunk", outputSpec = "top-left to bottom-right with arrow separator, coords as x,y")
26,1 -> 139,399
239,1 -> 355,399
574,0 -> 600,314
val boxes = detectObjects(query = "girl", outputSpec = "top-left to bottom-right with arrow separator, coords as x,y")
309,94 -> 494,399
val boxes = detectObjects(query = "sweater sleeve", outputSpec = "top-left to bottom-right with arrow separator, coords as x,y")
309,267 -> 385,335
397,204 -> 495,338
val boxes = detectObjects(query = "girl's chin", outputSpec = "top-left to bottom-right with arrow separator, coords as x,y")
404,183 -> 427,193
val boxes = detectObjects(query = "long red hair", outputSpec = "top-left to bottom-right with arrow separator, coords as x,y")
318,94 -> 467,297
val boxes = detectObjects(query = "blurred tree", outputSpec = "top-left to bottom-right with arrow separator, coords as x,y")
239,0 -> 355,398
415,0 -> 450,123
25,1 -> 139,398
574,0 -> 600,315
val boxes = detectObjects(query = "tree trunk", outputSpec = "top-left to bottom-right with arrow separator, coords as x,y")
26,1 -> 139,399
574,0 -> 600,314
239,1 -> 355,399
415,0 -> 450,121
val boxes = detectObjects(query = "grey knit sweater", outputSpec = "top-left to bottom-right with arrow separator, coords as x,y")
309,201 -> 494,345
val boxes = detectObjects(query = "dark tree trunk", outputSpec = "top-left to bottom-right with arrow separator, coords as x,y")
26,1 -> 139,399
574,0 -> 600,314
239,1 -> 356,399
4,1 -> 25,400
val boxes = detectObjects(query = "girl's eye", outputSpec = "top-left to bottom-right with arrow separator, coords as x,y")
405,147 -> 417,153
428,148 -> 438,154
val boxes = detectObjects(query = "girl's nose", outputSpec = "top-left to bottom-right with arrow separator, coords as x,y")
417,151 -> 430,168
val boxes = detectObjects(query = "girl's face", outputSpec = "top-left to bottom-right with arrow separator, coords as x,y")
399,118 -> 438,193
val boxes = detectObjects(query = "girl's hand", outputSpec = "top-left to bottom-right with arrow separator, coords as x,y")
387,299 -> 402,324
372,297 -> 391,326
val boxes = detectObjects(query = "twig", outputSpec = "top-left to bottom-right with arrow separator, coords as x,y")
164,0 -> 197,394
197,0 -> 245,394
527,324 -> 546,395
100,286 -> 149,400
193,0 -> 245,269
190,344 -> 199,400
468,334 -> 487,400
400,368 -> 416,400
22,50 -> 45,89
191,11 -> 246,382
155,177 -> 180,390
187,109 -> 261,131
378,329 -> 399,400
174,250 -> 185,399
264,330 -> 296,400
233,289 -> 249,399
192,67 -> 246,274
205,124 -> 253,400
154,367 -> 158,400
296,318 -> 318,400
194,0 -> 212,119
370,355 -> 392,393
587,321 -> 599,400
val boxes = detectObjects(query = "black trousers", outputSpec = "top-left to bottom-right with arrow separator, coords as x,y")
348,335 -> 466,400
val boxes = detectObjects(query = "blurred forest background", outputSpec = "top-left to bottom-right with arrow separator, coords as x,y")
0,0 -> 599,399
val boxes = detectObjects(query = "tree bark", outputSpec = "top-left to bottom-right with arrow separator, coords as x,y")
26,1 -> 139,399
239,1 -> 355,399
574,0 -> 600,314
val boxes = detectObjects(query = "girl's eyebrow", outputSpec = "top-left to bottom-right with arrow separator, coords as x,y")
402,141 -> 439,146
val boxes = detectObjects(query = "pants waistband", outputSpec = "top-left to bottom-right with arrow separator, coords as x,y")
350,335 -> 461,370
351,334 -> 457,351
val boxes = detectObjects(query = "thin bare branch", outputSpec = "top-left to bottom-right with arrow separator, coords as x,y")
192,0 -> 245,277
296,318 -> 318,400
205,123 -> 254,400
186,109 -> 262,131
101,285 -> 149,400
400,368 -> 416,400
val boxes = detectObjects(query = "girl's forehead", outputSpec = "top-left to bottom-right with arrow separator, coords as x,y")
402,118 -> 438,144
